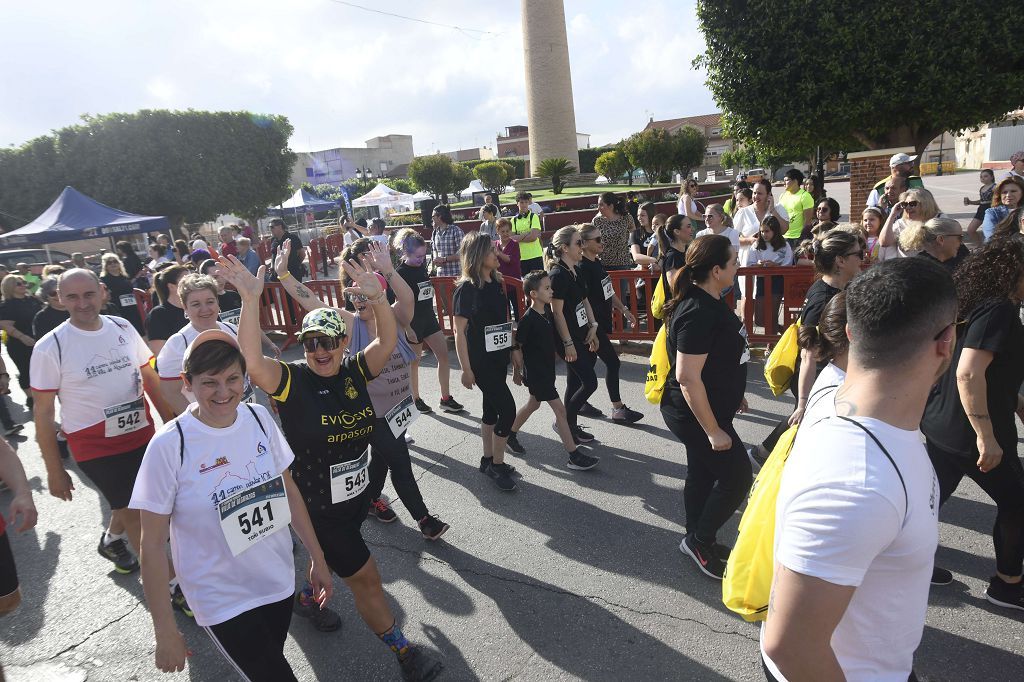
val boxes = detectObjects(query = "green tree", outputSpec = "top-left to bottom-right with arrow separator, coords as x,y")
473,161 -> 512,195
669,127 -> 709,185
452,163 -> 475,198
695,0 -> 1024,158
534,158 -> 577,194
621,129 -> 676,186
578,144 -> 617,174
0,110 -> 295,233
408,154 -> 456,202
380,177 -> 415,195
721,141 -> 804,182
594,150 -> 629,183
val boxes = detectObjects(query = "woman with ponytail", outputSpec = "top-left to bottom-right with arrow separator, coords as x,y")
660,234 -> 750,580
794,291 -> 849,426
546,226 -> 601,445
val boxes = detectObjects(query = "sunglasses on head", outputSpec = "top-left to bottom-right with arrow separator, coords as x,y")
301,336 -> 342,352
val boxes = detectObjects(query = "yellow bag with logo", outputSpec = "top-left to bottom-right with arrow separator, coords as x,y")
721,424 -> 798,622
650,271 -> 668,321
644,324 -> 671,404
763,320 -> 800,396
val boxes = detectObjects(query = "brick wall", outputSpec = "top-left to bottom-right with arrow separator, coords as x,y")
848,147 -> 915,210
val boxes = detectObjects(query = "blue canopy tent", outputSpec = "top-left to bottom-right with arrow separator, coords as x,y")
267,188 -> 340,216
0,186 -> 169,248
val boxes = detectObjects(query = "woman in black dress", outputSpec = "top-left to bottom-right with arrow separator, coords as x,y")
100,254 -> 145,335
0,273 -> 42,409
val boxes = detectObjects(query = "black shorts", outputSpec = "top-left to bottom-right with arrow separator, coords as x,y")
76,446 -> 145,510
310,491 -> 372,579
526,379 -> 559,403
0,531 -> 17,597
410,312 -> 441,343
974,204 -> 988,222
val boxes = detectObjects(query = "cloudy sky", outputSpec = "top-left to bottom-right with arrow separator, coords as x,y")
0,0 -> 716,154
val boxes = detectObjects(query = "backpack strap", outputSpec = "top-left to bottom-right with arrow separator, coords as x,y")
246,404 -> 268,437
175,420 -> 185,464
806,383 -> 840,413
835,416 -> 908,519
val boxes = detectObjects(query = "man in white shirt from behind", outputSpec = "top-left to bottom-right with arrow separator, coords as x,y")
762,257 -> 957,682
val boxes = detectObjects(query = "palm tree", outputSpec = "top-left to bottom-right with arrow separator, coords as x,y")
535,158 -> 577,195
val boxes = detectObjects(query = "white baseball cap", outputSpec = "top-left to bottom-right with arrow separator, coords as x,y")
889,153 -> 917,167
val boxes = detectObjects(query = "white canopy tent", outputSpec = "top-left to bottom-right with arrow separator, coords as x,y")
351,183 -> 415,213
456,179 -> 487,197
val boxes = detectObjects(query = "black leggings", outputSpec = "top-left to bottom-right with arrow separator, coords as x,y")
368,416 -> 429,520
928,438 -> 1024,577
474,365 -> 515,437
563,344 -> 598,428
661,409 -> 752,544
593,331 -> 621,403
6,343 -> 31,392
205,595 -> 297,682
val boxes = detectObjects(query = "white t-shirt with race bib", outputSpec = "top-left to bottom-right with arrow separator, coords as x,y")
763,416 -> 939,681
156,321 -> 252,403
129,404 -> 296,626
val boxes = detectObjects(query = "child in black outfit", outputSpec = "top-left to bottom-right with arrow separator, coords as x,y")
506,271 -> 599,471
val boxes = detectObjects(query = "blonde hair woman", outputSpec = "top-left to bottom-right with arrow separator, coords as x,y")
878,187 -> 940,258
899,216 -> 968,273
452,232 -> 520,491
100,252 -> 145,334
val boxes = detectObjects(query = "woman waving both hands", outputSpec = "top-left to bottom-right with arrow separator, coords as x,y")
218,250 -> 444,680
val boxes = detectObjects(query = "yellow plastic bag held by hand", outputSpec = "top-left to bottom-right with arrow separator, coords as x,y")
721,424 -> 799,622
763,321 -> 800,396
644,325 -> 671,404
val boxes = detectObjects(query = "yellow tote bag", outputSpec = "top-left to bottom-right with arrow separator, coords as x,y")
650,272 -> 668,321
763,321 -> 800,396
644,325 -> 671,404
721,424 -> 799,622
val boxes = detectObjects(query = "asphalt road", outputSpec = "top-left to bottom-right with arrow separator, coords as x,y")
3,173 -> 1023,681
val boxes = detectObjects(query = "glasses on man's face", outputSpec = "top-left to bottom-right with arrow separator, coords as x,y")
933,319 -> 960,341
302,336 -> 342,353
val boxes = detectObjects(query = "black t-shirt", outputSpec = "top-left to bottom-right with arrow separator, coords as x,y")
662,246 -> 686,274
217,290 -> 242,312
798,278 -> 841,327
516,307 -> 556,389
663,286 -> 747,422
100,274 -> 144,334
922,299 -> 1024,454
145,303 -> 188,342
453,278 -> 510,371
398,262 -> 436,327
548,261 -> 590,344
270,232 -> 304,281
916,245 -> 969,275
32,306 -> 69,339
0,297 -> 42,350
629,228 -> 656,252
271,353 -> 377,517
578,256 -> 614,333
121,251 -> 144,279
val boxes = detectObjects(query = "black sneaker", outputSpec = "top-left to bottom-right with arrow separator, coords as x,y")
398,644 -> 444,682
171,585 -> 194,618
611,405 -> 644,424
3,424 -> 23,437
368,495 -> 399,523
567,450 -> 599,471
439,396 -> 464,413
505,432 -> 526,455
571,425 -> 595,444
985,576 -> 1024,611
679,533 -> 726,580
97,534 -> 139,574
485,461 -> 517,491
414,398 -> 433,414
293,591 -> 342,631
479,456 -> 517,476
931,566 -> 953,586
418,515 -> 450,541
578,402 -> 604,418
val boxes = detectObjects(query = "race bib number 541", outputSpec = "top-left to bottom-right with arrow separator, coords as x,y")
218,475 -> 290,557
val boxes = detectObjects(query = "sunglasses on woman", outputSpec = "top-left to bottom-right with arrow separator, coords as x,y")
584,235 -> 602,242
302,336 -> 342,352
904,200 -> 920,208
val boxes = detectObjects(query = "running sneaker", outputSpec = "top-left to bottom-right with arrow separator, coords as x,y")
414,398 -> 433,414
399,644 -> 444,682
748,445 -> 769,468
479,456 -> 517,476
171,585 -> 194,618
611,405 -> 644,424
571,425 -> 595,444
567,450 -> 600,471
679,533 -> 726,580
418,515 -> 450,541
985,576 -> 1024,611
97,534 -> 139,574
368,496 -> 398,523
293,591 -> 342,631
578,402 -> 604,418
405,433 -> 415,444
485,461 -> 517,491
930,566 -> 953,586
505,432 -> 526,455
3,424 -> 23,437
439,396 -> 464,413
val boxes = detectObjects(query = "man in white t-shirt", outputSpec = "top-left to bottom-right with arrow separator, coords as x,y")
30,270 -> 190,614
762,258 -> 957,682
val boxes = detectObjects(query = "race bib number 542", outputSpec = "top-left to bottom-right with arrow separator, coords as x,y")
103,398 -> 149,438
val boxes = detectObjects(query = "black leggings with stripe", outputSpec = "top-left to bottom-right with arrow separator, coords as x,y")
205,595 -> 297,682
